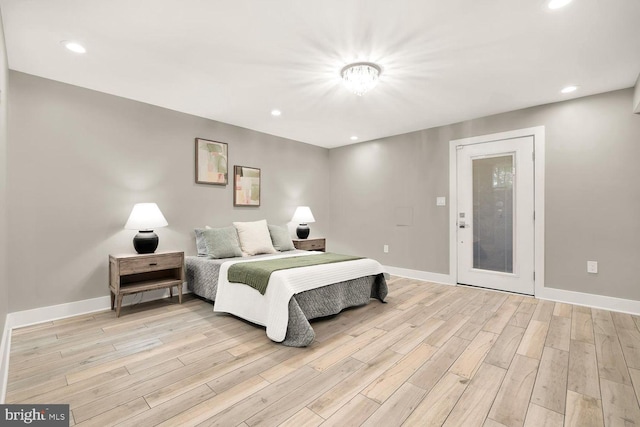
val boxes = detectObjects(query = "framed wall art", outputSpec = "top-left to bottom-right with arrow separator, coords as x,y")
234,165 -> 261,206
195,138 -> 228,185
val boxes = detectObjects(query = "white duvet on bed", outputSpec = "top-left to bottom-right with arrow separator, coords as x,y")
213,251 -> 384,342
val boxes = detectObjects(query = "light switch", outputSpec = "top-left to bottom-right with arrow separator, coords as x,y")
436,197 -> 446,206
587,261 -> 598,274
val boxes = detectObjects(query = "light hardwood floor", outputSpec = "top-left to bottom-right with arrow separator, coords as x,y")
6,277 -> 640,426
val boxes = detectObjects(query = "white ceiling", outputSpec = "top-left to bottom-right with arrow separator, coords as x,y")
1,0 -> 639,148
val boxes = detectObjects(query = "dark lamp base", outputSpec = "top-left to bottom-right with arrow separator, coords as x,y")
296,224 -> 310,239
133,230 -> 159,254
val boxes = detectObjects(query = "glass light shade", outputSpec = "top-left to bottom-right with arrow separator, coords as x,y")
124,203 -> 168,231
341,62 -> 381,96
291,206 -> 315,224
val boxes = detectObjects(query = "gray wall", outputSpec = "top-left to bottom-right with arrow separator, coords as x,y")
0,13 -> 8,331
7,71 -> 330,312
329,88 -> 640,302
6,71 -> 640,312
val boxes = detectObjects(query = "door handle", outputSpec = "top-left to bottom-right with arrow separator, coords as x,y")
459,221 -> 468,229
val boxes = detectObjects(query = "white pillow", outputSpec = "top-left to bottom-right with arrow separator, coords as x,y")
233,219 -> 277,255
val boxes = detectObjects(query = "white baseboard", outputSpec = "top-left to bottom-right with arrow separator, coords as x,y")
384,265 -> 640,316
8,283 -> 190,330
8,296 -> 111,330
383,265 -> 454,286
539,285 -> 640,316
0,314 -> 11,403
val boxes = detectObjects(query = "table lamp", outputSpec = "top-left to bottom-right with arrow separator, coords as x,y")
291,206 -> 315,239
124,203 -> 168,254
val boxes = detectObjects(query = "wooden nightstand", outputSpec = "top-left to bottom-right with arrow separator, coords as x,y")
292,238 -> 326,252
109,251 -> 184,317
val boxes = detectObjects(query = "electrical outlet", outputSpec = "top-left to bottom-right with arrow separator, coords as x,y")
383,245 -> 389,253
436,196 -> 446,206
587,261 -> 598,274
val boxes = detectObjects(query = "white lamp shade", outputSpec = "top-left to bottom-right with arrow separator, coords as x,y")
124,203 -> 168,231
291,206 -> 315,224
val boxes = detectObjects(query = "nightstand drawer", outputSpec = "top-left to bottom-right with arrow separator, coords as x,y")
305,241 -> 324,250
293,238 -> 326,252
119,253 -> 182,275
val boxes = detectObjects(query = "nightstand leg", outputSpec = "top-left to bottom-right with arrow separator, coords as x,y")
110,292 -> 115,310
178,284 -> 182,304
169,287 -> 173,298
116,294 -> 124,318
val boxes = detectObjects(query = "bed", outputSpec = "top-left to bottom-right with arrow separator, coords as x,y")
186,250 -> 388,347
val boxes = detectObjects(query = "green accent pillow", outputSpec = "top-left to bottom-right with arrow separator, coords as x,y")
202,226 -> 243,259
268,224 -> 295,251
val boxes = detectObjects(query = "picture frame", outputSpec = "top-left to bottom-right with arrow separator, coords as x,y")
234,165 -> 261,206
195,138 -> 228,185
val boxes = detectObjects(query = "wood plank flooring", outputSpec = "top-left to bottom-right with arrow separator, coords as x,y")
6,277 -> 640,426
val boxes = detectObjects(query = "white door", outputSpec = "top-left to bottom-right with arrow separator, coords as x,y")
456,136 -> 535,295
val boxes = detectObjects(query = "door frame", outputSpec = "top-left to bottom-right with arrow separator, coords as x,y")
449,126 -> 545,297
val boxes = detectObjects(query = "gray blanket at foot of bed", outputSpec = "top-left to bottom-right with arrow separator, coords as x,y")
283,273 -> 387,347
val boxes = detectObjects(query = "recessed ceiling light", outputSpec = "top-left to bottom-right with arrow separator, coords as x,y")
271,109 -> 282,116
350,136 -> 359,141
61,41 -> 86,54
561,85 -> 578,94
548,0 -> 572,9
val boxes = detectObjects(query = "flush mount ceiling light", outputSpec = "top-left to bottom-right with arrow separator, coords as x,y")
561,85 -> 578,94
341,62 -> 381,96
271,109 -> 282,116
61,40 -> 86,54
350,136 -> 359,141
548,0 -> 572,9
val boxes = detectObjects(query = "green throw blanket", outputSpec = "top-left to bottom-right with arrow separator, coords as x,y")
227,253 -> 363,295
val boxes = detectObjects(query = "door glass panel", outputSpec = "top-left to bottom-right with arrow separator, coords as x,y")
472,155 -> 514,273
